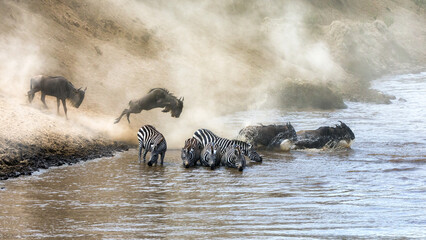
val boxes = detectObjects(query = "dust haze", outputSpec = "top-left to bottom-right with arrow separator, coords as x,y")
0,0 -> 424,148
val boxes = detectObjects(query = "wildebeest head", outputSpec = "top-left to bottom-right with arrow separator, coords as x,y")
71,87 -> 87,108
337,121 -> 355,142
171,97 -> 184,118
181,137 -> 200,168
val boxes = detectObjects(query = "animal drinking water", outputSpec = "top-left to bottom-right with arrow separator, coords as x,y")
137,125 -> 167,166
181,137 -> 202,168
27,75 -> 86,119
114,88 -> 184,124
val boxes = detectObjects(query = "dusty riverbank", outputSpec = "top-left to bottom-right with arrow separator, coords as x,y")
0,137 -> 130,180
0,97 -> 134,180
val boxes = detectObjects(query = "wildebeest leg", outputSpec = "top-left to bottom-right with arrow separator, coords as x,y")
56,98 -> 60,114
162,105 -> 171,113
61,98 -> 68,119
126,111 -> 131,123
114,109 -> 129,124
41,93 -> 48,108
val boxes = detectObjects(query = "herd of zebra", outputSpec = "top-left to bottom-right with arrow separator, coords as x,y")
136,121 -> 356,171
137,125 -> 262,171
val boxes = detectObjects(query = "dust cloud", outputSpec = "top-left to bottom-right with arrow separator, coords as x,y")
0,0 -> 424,148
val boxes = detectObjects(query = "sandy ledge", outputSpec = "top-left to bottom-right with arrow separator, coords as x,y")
0,97 -> 134,180
0,136 -> 130,180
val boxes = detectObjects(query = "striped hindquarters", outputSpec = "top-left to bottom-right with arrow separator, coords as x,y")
137,125 -> 164,151
193,129 -> 253,155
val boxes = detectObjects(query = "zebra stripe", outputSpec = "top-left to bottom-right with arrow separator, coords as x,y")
221,145 -> 245,171
193,129 -> 249,154
137,125 -> 166,163
200,142 -> 219,168
194,129 -> 262,162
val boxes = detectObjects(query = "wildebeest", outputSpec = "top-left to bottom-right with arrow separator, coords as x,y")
237,123 -> 297,151
294,121 -> 355,149
27,75 -> 86,119
114,88 -> 184,124
181,137 -> 202,168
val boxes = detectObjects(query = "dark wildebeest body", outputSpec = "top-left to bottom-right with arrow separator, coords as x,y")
114,88 -> 184,124
27,75 -> 86,119
295,121 -> 355,149
237,123 -> 297,151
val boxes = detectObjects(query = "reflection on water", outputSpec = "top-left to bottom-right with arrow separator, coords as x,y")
1,73 -> 426,239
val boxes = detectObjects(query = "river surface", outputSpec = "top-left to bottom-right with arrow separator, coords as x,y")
1,73 -> 425,239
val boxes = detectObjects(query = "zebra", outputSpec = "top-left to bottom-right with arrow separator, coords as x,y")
200,142 -> 221,170
181,137 -> 202,168
193,129 -> 262,162
137,125 -> 167,166
221,144 -> 246,171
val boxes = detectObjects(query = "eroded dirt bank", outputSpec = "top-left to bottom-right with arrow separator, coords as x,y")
0,137 -> 129,180
0,97 -> 133,180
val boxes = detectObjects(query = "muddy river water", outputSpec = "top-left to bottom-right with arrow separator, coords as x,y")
1,73 -> 425,239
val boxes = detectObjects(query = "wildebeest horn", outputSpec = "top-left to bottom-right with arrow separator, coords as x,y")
84,87 -> 87,92
180,97 -> 184,102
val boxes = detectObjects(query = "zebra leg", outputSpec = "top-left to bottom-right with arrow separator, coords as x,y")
138,144 -> 143,163
160,151 -> 165,165
142,148 -> 148,162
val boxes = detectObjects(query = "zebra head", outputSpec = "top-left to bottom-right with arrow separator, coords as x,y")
204,142 -> 220,170
148,140 -> 165,166
225,145 -> 246,171
181,138 -> 201,168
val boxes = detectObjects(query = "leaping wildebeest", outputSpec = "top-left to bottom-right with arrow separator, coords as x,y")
27,75 -> 86,119
114,88 -> 184,124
